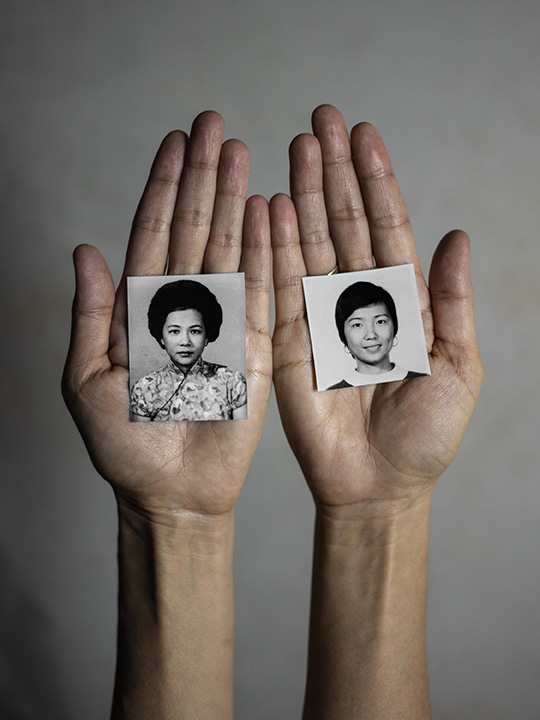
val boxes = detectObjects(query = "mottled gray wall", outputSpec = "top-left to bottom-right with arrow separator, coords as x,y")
1,1 -> 539,718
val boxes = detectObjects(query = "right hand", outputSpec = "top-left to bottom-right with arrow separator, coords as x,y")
62,112 -> 272,519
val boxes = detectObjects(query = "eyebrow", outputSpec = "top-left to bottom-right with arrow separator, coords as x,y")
346,312 -> 390,322
166,322 -> 204,329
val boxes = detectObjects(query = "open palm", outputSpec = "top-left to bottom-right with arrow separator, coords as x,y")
271,106 -> 483,508
62,112 -> 272,517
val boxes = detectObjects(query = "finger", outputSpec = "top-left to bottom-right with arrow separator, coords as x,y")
350,122 -> 423,277
168,111 -> 225,275
63,245 -> 116,394
289,133 -> 336,276
122,130 -> 188,278
311,104 -> 373,272
203,139 -> 250,274
270,193 -> 308,345
239,195 -> 271,338
111,131 -> 187,342
239,196 -> 272,421
109,278 -> 128,369
429,230 -> 480,354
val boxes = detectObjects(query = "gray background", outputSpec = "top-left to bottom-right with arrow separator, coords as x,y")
1,1 -> 539,718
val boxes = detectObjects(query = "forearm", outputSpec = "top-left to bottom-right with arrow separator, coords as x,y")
303,491 -> 433,720
111,498 -> 236,720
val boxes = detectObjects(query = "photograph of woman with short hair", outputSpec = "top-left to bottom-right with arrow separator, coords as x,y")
329,280 -> 425,389
302,264 -> 430,391
129,276 -> 247,421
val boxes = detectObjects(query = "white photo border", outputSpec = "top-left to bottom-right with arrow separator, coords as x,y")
302,264 -> 430,391
127,273 -> 247,420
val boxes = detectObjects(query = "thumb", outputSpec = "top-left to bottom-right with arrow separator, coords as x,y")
429,230 -> 478,351
63,244 -> 116,394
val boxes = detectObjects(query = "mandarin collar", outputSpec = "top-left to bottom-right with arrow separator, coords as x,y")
169,356 -> 204,377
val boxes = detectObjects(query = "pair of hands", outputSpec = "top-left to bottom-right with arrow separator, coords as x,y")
62,106 -> 483,523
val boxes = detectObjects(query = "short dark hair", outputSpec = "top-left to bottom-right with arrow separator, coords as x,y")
148,279 -> 223,344
335,281 -> 398,344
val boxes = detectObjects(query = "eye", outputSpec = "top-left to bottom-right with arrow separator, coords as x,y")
190,328 -> 202,335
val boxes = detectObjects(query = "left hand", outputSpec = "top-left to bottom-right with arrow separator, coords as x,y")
271,105 -> 483,512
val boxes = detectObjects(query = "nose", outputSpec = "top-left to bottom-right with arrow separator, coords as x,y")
179,331 -> 192,346
364,321 -> 378,339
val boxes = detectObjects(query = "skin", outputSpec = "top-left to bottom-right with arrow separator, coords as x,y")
62,111 -> 272,719
343,301 -> 395,373
62,104 -> 483,719
161,308 -> 208,371
141,308 -> 247,422
270,105 -> 483,719
160,308 -> 247,420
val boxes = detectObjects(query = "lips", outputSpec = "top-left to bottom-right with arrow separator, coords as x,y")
363,344 -> 382,353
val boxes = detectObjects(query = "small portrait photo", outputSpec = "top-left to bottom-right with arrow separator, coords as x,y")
302,264 -> 430,391
127,274 -> 248,422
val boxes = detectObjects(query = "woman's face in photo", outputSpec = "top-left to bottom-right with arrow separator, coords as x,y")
343,302 -> 395,372
161,308 -> 208,370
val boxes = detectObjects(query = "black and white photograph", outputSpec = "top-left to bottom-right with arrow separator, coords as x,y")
127,273 -> 248,422
303,264 -> 430,391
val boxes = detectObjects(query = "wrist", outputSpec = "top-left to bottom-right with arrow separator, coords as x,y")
116,492 -> 235,559
313,488 -> 433,550
305,485 -> 433,719
113,489 -> 236,719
